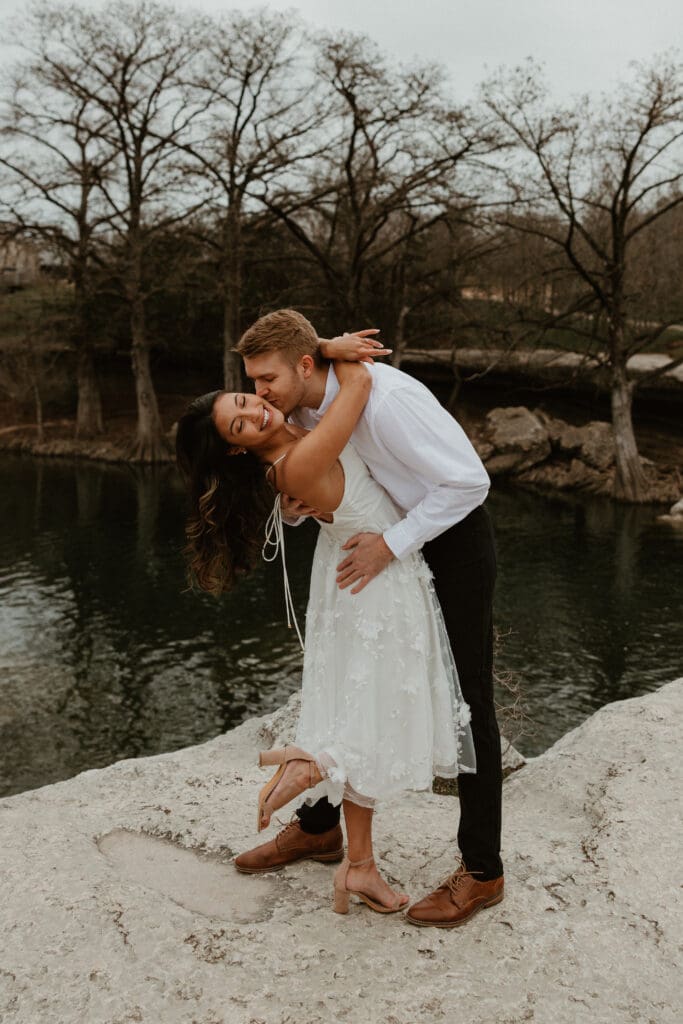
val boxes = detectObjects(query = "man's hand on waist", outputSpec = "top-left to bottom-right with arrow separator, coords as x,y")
336,532 -> 395,594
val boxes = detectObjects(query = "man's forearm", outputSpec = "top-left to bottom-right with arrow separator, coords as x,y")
383,479 -> 491,560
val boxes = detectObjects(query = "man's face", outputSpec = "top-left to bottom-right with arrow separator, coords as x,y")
243,351 -> 307,416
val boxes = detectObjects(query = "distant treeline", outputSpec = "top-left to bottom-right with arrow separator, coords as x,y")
0,1 -> 681,500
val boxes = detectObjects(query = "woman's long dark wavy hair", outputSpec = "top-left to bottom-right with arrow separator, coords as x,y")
175,391 -> 274,595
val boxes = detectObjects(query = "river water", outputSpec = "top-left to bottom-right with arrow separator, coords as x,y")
1,453 -> 681,798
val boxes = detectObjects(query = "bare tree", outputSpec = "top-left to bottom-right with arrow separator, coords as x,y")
381,209 -> 508,367
0,19 -> 119,437
181,11 -> 322,389
0,287 -> 67,441
24,1 -> 210,461
262,32 -> 502,329
485,57 -> 683,501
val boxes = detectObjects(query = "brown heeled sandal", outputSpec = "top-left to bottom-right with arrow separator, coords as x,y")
333,855 -> 410,915
257,745 -> 323,832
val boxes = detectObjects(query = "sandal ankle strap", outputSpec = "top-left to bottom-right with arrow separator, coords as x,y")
347,855 -> 374,867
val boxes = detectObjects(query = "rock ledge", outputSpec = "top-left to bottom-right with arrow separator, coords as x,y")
0,681 -> 681,1024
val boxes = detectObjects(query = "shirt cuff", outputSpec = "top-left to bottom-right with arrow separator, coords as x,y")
382,521 -> 417,561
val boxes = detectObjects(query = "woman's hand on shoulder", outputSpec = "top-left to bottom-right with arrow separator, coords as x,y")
320,329 -> 391,363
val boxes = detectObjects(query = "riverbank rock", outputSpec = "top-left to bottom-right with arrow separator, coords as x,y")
481,406 -> 551,475
2,404 -> 678,504
517,457 -> 614,495
0,681 -> 680,1024
474,407 -> 614,494
0,421 -> 175,463
539,414 -> 616,471
473,406 -> 680,503
657,496 -> 683,526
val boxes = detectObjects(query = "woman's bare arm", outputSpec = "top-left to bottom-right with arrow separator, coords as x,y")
276,362 -> 371,500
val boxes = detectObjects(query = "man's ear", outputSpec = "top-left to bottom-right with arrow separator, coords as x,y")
300,354 -> 315,378
227,446 -> 247,456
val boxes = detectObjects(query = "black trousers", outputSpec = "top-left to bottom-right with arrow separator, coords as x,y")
297,504 -> 503,880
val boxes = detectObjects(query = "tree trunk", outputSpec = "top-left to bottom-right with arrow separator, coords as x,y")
75,345 -> 104,438
391,304 -> 410,368
33,381 -> 44,443
73,236 -> 103,439
346,274 -> 363,326
446,355 -> 464,413
223,308 -> 242,392
222,207 -> 243,392
611,367 -> 647,502
130,297 -> 166,462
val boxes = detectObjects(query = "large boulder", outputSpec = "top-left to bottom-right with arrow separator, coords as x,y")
539,413 -> 586,455
579,421 -> 615,470
475,406 -> 677,503
482,406 -> 551,475
0,682 -> 680,1024
518,457 -> 614,496
657,495 -> 683,526
539,412 -> 615,470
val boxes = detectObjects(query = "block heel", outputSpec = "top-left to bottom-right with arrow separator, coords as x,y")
332,855 -> 409,915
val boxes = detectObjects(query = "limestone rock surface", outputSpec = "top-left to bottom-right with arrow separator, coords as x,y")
578,421 -> 616,471
1,681 -> 681,1024
482,407 -> 551,475
518,457 -> 612,494
657,496 -> 683,525
540,413 -> 616,469
479,407 -> 680,502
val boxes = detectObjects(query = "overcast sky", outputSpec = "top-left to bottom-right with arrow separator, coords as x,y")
0,0 -> 680,101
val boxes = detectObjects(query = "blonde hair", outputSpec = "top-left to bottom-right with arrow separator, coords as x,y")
235,308 -> 322,366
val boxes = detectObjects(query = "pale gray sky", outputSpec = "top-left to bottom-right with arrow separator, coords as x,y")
0,0 -> 680,100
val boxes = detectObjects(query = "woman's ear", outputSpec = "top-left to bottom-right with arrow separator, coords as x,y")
227,446 -> 247,456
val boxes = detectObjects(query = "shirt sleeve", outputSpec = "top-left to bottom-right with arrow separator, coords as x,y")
374,385 -> 490,560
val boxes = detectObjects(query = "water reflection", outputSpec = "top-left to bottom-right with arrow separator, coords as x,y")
1,453 -> 681,797
491,487 -> 682,749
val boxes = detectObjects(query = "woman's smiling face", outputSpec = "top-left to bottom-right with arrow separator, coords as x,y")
212,392 -> 285,449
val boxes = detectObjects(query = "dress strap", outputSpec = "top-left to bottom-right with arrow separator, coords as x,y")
262,455 -> 305,652
265,451 -> 289,483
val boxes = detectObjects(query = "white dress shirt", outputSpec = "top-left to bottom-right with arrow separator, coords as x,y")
292,363 -> 490,560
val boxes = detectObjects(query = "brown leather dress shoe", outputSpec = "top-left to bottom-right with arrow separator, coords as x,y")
234,819 -> 344,874
406,862 -> 504,928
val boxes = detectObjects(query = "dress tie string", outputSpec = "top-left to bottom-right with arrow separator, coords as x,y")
262,492 -> 305,652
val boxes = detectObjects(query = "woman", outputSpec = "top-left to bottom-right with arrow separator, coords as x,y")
175,360 -> 476,915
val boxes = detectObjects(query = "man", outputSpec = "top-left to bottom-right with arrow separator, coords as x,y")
233,308 -> 502,928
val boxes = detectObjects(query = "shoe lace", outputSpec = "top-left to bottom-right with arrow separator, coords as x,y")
445,862 -> 482,901
274,814 -> 300,838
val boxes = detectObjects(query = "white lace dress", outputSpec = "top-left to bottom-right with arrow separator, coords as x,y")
270,443 -> 476,808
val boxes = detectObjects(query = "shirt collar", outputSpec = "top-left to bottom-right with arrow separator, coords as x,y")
316,364 -> 340,415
